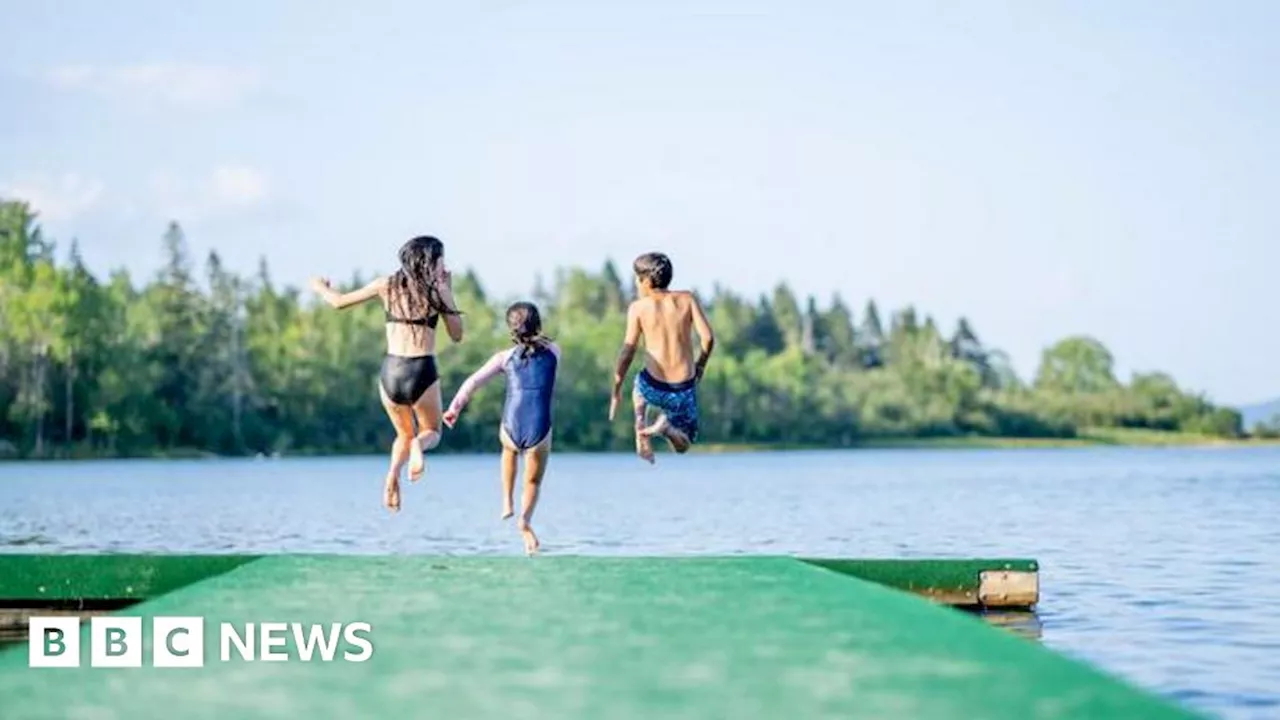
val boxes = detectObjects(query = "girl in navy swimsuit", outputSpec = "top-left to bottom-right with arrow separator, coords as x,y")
311,235 -> 463,513
444,302 -> 558,555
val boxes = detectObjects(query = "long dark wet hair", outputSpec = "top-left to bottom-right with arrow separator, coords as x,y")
388,235 -> 460,334
506,301 -> 550,359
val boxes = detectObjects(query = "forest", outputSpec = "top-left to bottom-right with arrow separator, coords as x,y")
0,198 -> 1248,459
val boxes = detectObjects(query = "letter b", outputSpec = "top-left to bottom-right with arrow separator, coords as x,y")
91,617 -> 142,667
28,617 -> 80,668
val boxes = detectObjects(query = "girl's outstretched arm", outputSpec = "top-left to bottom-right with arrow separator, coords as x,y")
443,348 -> 511,425
311,276 -> 387,310
436,271 -> 465,343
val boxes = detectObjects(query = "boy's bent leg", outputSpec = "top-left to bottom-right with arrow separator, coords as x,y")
664,425 -> 693,453
631,387 -> 655,464
637,386 -> 698,454
668,406 -> 698,453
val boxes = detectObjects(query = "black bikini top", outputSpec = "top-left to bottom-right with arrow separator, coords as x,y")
385,307 -> 439,328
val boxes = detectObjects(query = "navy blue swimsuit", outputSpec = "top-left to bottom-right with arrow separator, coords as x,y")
500,346 -> 558,449
447,342 -> 560,452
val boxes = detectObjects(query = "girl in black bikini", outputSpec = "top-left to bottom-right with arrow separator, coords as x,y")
310,235 -> 463,512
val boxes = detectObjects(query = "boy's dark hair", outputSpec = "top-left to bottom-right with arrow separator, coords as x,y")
633,252 -> 673,290
506,301 -> 550,358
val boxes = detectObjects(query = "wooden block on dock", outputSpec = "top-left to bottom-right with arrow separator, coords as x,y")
801,558 -> 1040,609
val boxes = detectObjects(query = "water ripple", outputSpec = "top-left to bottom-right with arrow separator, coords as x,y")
2,446 -> 1279,718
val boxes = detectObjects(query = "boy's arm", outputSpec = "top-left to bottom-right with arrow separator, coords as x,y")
312,276 -> 387,310
690,294 -> 715,381
608,304 -> 641,421
611,303 -> 643,395
444,349 -> 508,420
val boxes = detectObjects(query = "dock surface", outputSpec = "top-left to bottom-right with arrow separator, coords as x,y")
0,555 -> 1198,719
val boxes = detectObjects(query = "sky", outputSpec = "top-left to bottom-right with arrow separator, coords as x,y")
1,0 -> 1277,406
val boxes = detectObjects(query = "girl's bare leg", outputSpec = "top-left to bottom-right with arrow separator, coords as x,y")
518,433 -> 552,555
378,384 -> 416,512
407,381 -> 443,482
499,427 -> 518,520
632,388 -> 655,464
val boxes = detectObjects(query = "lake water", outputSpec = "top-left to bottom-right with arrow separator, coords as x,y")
2,447 -> 1278,719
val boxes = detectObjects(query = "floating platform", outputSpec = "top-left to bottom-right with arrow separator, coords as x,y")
0,555 -> 1198,719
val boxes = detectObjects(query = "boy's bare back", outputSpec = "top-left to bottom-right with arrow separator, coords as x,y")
630,290 -> 706,384
609,251 -> 715,446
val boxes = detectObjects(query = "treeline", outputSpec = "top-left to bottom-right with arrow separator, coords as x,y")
0,199 -> 1244,459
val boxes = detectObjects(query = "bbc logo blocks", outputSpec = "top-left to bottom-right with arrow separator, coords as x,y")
28,617 -> 205,668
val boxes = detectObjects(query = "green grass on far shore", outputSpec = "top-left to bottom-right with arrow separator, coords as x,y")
5,428 -> 1280,462
692,428 -> 1280,454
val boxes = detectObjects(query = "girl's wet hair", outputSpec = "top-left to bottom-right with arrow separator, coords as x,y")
506,301 -> 549,358
389,235 -> 461,336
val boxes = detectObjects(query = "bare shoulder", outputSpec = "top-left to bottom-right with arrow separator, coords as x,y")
672,290 -> 702,312
628,296 -> 655,316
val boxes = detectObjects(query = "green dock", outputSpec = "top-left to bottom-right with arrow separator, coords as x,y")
0,555 -> 1198,719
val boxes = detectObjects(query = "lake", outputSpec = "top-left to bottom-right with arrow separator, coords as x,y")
2,446 -> 1278,719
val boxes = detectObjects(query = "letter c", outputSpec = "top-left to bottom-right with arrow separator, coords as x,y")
166,627 -> 190,657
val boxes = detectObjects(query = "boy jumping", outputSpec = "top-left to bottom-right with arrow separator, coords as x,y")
609,252 -> 715,462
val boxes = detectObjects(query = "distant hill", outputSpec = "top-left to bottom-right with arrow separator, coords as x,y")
1240,398 -> 1280,429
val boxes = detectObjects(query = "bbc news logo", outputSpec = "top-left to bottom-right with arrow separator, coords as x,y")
28,617 -> 373,667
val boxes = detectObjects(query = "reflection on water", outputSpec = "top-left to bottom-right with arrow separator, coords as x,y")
2,447 -> 1279,718
969,609 -> 1044,641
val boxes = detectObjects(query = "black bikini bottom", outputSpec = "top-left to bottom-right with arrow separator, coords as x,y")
380,354 -> 439,406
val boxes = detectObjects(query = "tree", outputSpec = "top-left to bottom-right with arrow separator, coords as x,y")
746,297 -> 786,355
770,284 -> 803,349
820,294 -> 857,367
1034,336 -> 1119,394
950,317 -> 995,388
857,299 -> 884,368
801,296 -> 821,356
149,222 -> 205,447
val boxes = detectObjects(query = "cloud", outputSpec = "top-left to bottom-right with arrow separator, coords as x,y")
212,166 -> 269,206
47,63 -> 261,110
150,165 -> 272,221
0,173 -> 105,223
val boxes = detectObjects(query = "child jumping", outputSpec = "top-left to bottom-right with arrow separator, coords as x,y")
609,252 -> 715,462
443,302 -> 558,555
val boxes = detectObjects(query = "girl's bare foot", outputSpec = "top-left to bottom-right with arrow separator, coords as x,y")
383,476 -> 401,513
517,518 -> 540,555
635,433 -> 655,464
407,439 -> 425,482
501,505 -> 514,520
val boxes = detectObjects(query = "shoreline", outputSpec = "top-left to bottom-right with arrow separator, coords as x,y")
697,429 -> 1280,453
2,429 -> 1278,463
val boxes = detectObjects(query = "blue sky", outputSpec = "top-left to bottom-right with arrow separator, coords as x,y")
1,0 -> 1277,405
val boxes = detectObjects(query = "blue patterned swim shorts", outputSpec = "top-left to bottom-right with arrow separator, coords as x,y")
634,369 -> 699,442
